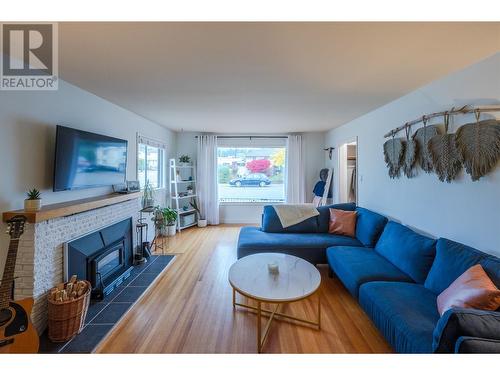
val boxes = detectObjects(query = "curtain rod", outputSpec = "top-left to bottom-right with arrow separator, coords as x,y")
383,105 -> 500,138
194,135 -> 288,139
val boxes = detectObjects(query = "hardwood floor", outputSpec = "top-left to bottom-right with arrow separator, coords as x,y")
95,225 -> 392,353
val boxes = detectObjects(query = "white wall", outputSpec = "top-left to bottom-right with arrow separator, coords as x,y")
175,131 -> 326,224
303,132 -> 328,203
325,53 -> 500,256
0,79 -> 176,276
175,131 -> 199,163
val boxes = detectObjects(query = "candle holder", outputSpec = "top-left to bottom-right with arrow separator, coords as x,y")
267,261 -> 279,275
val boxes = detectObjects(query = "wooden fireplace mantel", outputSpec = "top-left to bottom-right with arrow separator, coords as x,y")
2,192 -> 142,223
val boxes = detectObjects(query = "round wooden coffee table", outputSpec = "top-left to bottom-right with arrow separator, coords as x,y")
228,253 -> 321,353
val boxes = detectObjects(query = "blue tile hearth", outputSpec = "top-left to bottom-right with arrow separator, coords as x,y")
39,254 -> 174,353
129,273 -> 160,287
90,302 -> 132,324
84,301 -> 107,324
112,286 -> 148,303
60,324 -> 114,354
144,261 -> 171,273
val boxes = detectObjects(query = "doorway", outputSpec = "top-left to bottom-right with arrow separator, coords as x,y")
337,138 -> 358,204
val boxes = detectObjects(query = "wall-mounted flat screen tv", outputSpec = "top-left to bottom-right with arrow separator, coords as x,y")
53,125 -> 128,191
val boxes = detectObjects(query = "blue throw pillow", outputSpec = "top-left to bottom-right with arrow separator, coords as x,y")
317,203 -> 356,233
375,221 -> 436,283
424,238 -> 487,295
355,207 -> 388,247
261,205 -> 318,233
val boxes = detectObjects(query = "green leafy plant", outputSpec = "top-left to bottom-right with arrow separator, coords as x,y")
163,207 -> 178,226
152,206 -> 165,230
179,155 -> 191,163
26,188 -> 41,200
152,206 -> 178,229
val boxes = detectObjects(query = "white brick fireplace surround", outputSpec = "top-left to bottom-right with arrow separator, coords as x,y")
14,198 -> 140,334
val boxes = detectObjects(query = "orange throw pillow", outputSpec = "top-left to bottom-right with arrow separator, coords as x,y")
437,264 -> 500,316
328,208 -> 357,237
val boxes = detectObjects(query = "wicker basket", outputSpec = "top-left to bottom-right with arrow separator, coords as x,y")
48,280 -> 91,342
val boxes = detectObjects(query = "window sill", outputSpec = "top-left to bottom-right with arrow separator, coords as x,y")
219,201 -> 284,206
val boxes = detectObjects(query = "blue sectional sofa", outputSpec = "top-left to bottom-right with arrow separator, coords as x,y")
236,204 -> 500,353
237,203 -> 387,264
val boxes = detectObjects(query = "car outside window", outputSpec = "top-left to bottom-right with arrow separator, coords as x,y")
217,147 -> 286,203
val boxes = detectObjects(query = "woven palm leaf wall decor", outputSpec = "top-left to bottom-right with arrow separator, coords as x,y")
384,105 -> 500,182
383,137 -> 405,178
455,112 -> 500,181
413,118 -> 439,173
427,113 -> 462,183
402,126 -> 417,178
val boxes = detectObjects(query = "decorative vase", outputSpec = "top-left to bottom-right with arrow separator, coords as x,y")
166,224 -> 177,237
197,219 -> 207,228
24,199 -> 42,211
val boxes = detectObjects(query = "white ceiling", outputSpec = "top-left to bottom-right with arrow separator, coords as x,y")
59,22 -> 500,133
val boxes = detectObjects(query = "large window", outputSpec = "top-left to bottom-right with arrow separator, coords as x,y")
217,139 -> 286,203
137,143 -> 165,189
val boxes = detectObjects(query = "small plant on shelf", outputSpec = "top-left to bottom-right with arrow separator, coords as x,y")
178,155 -> 191,165
27,188 -> 41,200
25,188 -> 42,211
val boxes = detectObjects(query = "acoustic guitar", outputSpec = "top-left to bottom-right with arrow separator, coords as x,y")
0,215 -> 39,353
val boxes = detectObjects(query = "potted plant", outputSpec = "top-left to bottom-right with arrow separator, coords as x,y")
190,198 -> 207,227
142,180 -> 155,209
186,185 -> 194,195
163,207 -> 178,236
25,188 -> 42,211
152,206 -> 166,236
152,206 -> 178,236
178,155 -> 191,166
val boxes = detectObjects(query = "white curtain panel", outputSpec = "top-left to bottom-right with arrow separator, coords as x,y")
196,135 -> 220,225
285,134 -> 306,204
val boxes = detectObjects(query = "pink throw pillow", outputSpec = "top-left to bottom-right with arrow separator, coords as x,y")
437,264 -> 500,316
328,208 -> 357,237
